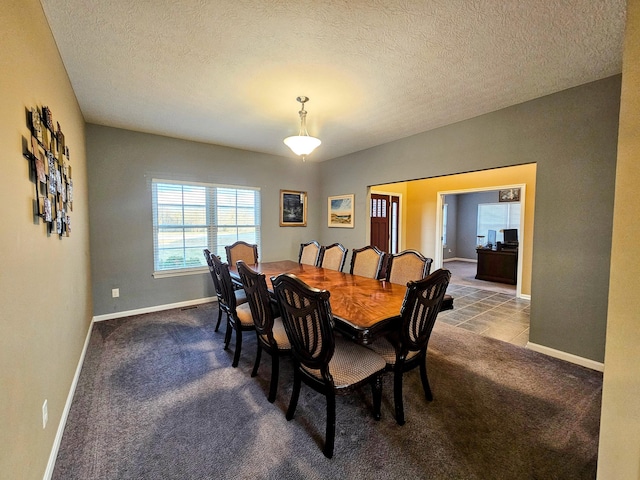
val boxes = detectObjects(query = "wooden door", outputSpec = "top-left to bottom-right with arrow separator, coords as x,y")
370,194 -> 389,252
370,194 -> 400,254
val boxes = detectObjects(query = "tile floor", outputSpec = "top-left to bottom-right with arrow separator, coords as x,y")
441,282 -> 530,347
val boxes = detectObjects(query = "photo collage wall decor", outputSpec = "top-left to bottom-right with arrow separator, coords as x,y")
23,105 -> 73,237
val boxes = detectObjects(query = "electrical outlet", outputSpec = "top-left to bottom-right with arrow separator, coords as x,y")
112,288 -> 120,298
42,399 -> 48,429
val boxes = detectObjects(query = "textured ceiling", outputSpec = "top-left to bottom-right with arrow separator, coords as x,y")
40,0 -> 626,162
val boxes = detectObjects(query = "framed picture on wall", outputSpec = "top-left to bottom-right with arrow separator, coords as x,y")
35,150 -> 46,184
499,188 -> 521,202
280,190 -> 307,226
328,194 -> 354,228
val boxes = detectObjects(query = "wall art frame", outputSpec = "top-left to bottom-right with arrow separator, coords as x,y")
280,189 -> 307,227
499,188 -> 521,202
328,194 -> 354,228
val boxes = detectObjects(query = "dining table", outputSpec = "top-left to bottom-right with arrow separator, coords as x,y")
228,260 -> 408,344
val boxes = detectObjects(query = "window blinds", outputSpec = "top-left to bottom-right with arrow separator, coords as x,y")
152,180 -> 260,274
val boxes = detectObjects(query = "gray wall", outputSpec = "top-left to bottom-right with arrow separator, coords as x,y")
318,76 -> 620,363
87,125 -> 320,316
456,190 -> 505,258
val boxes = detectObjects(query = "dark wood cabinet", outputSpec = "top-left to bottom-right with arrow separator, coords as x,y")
475,248 -> 518,284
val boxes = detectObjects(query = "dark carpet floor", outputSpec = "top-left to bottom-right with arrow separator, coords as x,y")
53,303 -> 602,479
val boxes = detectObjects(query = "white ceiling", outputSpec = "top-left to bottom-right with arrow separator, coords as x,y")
40,0 -> 626,162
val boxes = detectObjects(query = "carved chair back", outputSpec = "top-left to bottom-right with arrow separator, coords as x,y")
318,243 -> 348,271
298,240 -> 321,266
203,249 -> 224,299
386,249 -> 433,285
237,260 -> 277,344
350,245 -> 385,279
210,252 -> 237,313
272,273 -> 335,375
225,241 -> 258,266
399,268 -> 451,353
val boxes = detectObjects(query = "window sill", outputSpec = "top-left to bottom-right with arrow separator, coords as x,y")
153,267 -> 208,279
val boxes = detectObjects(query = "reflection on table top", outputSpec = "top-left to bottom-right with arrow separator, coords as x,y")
229,260 -> 406,344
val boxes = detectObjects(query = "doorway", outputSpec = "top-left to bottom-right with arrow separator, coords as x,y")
434,184 -> 526,298
368,164 -> 535,300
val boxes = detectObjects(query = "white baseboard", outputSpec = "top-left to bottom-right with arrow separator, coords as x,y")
526,342 -> 604,372
92,296 -> 218,322
443,257 -> 477,263
43,319 -> 94,480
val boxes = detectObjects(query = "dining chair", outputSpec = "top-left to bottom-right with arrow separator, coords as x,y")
298,240 -> 321,266
366,268 -> 451,425
236,260 -> 291,403
272,273 -> 386,458
225,241 -> 259,266
204,249 -> 248,332
225,241 -> 258,289
210,253 -> 255,367
203,249 -> 224,332
318,243 -> 348,271
349,245 -> 385,279
385,249 -> 433,285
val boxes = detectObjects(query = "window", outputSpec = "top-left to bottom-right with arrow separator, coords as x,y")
390,196 -> 399,254
477,202 -> 520,244
152,180 -> 260,276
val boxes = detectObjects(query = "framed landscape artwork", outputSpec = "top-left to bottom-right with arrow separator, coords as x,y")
280,190 -> 307,226
328,194 -> 354,228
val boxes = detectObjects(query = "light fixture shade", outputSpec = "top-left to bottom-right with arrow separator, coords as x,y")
284,96 -> 321,160
283,135 -> 322,156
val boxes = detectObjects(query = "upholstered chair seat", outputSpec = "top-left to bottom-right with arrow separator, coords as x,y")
235,302 -> 255,327
365,336 -> 420,365
259,317 -> 291,351
301,335 -> 386,388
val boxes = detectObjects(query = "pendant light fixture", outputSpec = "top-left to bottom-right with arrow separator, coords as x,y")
283,96 -> 321,161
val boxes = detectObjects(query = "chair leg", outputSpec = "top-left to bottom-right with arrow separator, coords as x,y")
286,368 -> 301,421
394,366 -> 405,426
323,391 -> 336,459
267,352 -> 279,403
251,342 -> 262,377
223,315 -> 232,349
214,307 -> 222,332
419,356 -> 433,401
232,325 -> 242,368
371,374 -> 382,420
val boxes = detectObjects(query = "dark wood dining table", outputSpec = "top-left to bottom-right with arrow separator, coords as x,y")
228,260 -> 407,344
